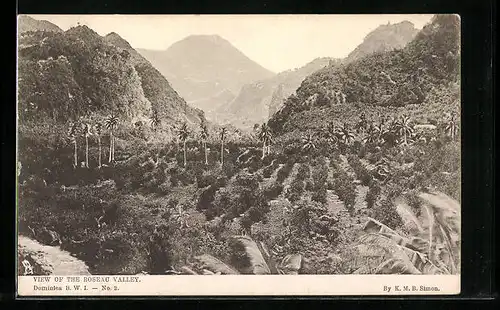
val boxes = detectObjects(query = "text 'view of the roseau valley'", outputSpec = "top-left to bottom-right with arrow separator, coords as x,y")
17,14 -> 460,278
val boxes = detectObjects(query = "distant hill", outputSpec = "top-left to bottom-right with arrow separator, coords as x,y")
215,57 -> 341,129
345,20 -> 419,63
137,35 -> 275,113
268,15 -> 460,138
214,21 -> 420,130
17,22 -> 206,139
18,15 -> 63,34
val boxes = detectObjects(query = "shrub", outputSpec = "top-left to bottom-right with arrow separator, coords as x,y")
286,178 -> 304,202
311,186 -> 327,203
347,155 -> 373,186
263,182 -> 283,200
330,161 -> 356,211
370,198 -> 403,230
366,183 -> 381,208
296,164 -> 311,181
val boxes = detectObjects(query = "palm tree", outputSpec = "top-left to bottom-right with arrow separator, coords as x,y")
363,123 -> 379,145
339,123 -> 355,146
179,235 -> 303,275
67,121 -> 79,168
372,121 -> 387,147
150,110 -> 161,132
200,122 -> 210,165
82,122 -> 92,168
395,115 -> 414,145
172,204 -> 189,229
94,123 -> 103,168
177,122 -> 190,167
324,121 -> 339,148
219,127 -> 228,165
355,113 -> 368,134
258,123 -> 273,159
301,133 -> 316,151
104,113 -> 119,163
445,112 -> 459,140
358,192 -> 460,275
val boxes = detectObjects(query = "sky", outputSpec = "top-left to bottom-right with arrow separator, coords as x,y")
29,14 -> 434,73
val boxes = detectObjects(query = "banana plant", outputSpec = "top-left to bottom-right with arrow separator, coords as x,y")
179,235 -> 303,275
357,191 -> 460,275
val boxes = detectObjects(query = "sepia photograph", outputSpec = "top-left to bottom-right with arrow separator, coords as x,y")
16,14 -> 461,295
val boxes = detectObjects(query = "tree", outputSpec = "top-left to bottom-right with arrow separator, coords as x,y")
363,123 -> 379,145
339,123 -> 355,146
200,122 -> 210,165
395,115 -> 414,145
177,122 -> 190,167
104,113 -> 119,163
355,113 -> 369,134
258,123 -> 272,159
219,127 -> 228,165
82,122 -> 92,168
445,112 -> 459,140
150,109 -> 161,132
301,133 -> 316,152
67,121 -> 79,169
324,121 -> 339,149
94,123 -> 103,168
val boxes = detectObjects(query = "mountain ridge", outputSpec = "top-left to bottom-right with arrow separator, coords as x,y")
18,15 -> 63,33
268,15 -> 460,138
17,19 -> 206,140
137,34 -> 275,114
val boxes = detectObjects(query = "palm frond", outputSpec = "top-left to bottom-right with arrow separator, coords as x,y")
231,235 -> 271,274
277,254 -> 303,275
179,266 -> 199,275
394,198 -> 424,234
194,254 -> 240,275
362,217 -> 397,235
374,258 -> 421,275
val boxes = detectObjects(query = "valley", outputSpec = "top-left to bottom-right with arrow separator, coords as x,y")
17,14 -> 461,276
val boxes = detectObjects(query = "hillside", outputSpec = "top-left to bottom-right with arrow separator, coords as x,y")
345,20 -> 419,63
137,35 -> 275,113
215,57 -> 341,129
216,21 -> 420,130
18,24 -> 205,133
18,15 -> 63,33
268,15 -> 460,137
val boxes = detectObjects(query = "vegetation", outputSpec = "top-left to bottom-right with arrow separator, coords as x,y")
18,15 -> 461,276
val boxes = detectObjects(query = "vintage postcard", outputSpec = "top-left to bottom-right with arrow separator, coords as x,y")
16,14 -> 461,296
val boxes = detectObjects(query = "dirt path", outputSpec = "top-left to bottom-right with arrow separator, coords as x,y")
18,235 -> 91,275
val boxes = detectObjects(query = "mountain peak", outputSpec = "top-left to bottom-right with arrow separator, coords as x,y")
18,15 -> 63,34
346,20 -> 419,63
104,32 -> 133,49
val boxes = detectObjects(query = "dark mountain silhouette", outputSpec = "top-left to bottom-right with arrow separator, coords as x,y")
18,15 -> 63,33
137,35 -> 275,113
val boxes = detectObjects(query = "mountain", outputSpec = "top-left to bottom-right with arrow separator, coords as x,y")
137,35 -> 275,112
17,22 -> 206,139
215,21 -> 420,130
268,15 -> 460,138
18,15 -> 63,33
344,20 -> 419,63
215,57 -> 341,129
